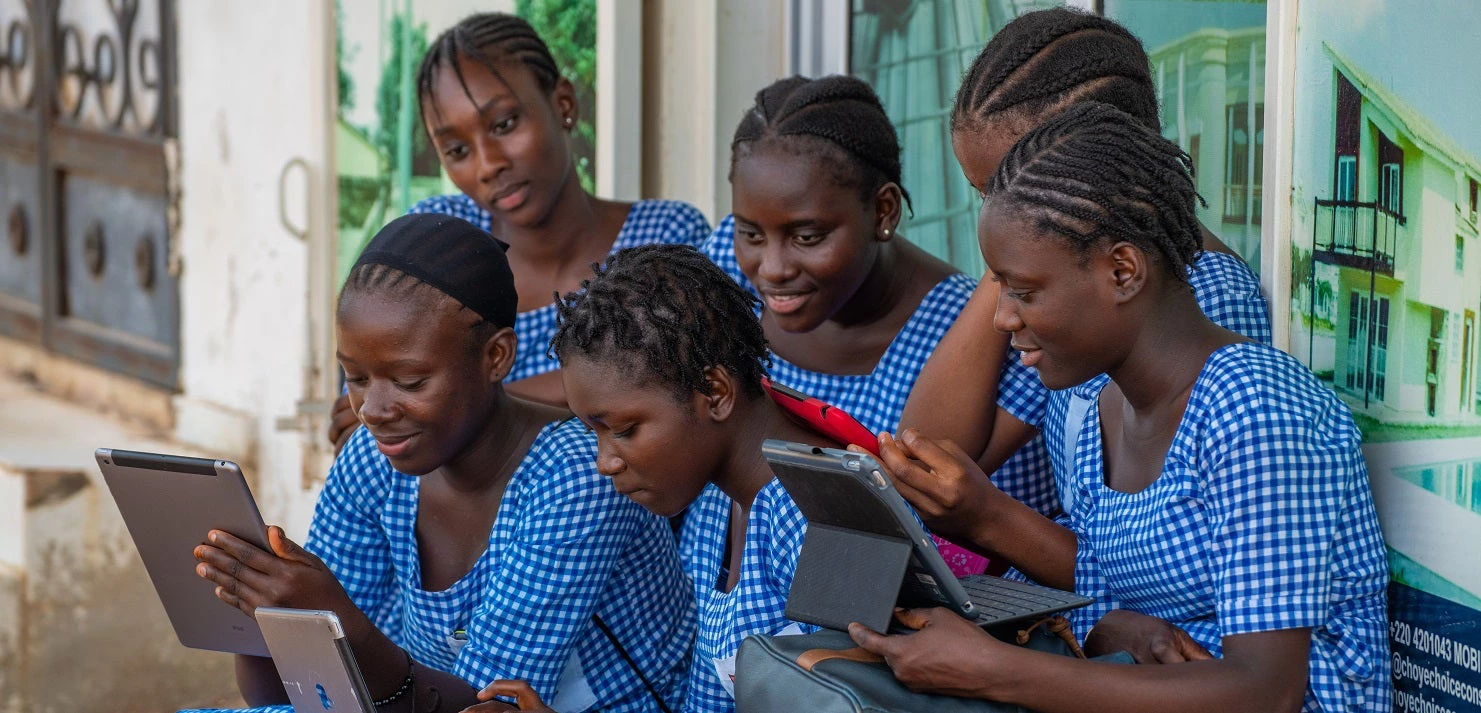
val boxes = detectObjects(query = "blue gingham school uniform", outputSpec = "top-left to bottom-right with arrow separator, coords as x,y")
676,481 -> 812,713
701,215 -> 756,297
700,215 -> 975,436
410,195 -> 712,383
1042,343 -> 1391,712
994,249 -> 1275,519
767,273 -> 975,436
704,216 -> 1056,519
1190,250 -> 1273,345
183,420 -> 694,713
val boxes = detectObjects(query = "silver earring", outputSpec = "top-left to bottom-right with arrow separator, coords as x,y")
564,117 -> 574,127
883,227 -> 893,237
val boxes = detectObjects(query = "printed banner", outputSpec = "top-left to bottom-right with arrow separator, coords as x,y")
1286,1 -> 1481,709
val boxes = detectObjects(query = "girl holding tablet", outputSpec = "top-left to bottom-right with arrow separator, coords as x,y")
192,215 -> 692,713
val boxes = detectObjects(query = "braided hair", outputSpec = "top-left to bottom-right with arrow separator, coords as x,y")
952,8 -> 1159,133
339,213 -> 519,351
551,245 -> 771,402
731,75 -> 913,211
988,102 -> 1202,283
339,263 -> 502,353
416,13 -> 562,124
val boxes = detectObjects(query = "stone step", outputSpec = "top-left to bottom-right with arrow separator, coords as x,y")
0,377 -> 241,712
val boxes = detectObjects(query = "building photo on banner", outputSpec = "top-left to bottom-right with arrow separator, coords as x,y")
1284,0 -> 1481,710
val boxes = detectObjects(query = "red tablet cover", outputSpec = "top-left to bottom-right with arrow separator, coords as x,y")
762,378 -> 995,576
762,378 -> 880,456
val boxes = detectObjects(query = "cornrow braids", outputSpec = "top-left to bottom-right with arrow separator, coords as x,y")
730,75 -> 913,212
416,13 -> 562,125
339,263 -> 498,350
551,245 -> 771,403
952,8 -> 1159,133
341,262 -> 421,300
988,102 -> 1203,283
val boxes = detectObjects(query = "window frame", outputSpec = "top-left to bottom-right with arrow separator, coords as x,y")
1380,161 -> 1403,215
1224,102 -> 1266,223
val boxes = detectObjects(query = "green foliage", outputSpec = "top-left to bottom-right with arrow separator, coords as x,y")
338,175 -> 382,231
517,0 -> 597,192
335,0 -> 356,114
1291,244 -> 1313,293
375,13 -> 435,176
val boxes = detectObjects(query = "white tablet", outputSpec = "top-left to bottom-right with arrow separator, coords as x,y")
95,448 -> 271,656
257,608 -> 376,713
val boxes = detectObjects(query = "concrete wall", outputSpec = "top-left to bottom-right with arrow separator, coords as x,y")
172,0 -> 333,538
642,0 -> 790,221
0,1 -> 335,709
0,381 -> 245,712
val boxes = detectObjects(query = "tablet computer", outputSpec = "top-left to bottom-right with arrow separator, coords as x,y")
763,440 -> 1090,633
95,448 -> 271,656
257,608 -> 376,713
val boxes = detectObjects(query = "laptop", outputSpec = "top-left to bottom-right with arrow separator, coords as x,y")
763,440 -> 1092,634
257,608 -> 377,713
95,448 -> 272,656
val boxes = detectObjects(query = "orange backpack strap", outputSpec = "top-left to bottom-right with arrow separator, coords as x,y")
795,646 -> 886,672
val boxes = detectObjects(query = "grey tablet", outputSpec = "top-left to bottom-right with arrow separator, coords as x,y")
95,448 -> 271,656
257,608 -> 376,713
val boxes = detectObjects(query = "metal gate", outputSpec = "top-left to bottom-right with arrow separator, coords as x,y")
0,0 -> 178,388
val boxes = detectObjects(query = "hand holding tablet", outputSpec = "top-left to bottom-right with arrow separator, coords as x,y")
193,525 -> 365,644
96,449 -> 273,655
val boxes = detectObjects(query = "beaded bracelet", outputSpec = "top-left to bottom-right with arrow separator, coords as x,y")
374,651 -> 414,707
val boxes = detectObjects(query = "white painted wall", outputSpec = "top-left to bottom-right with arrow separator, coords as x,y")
598,0 -> 644,201
173,0 -> 334,538
643,0 -> 791,221
714,0 -> 791,218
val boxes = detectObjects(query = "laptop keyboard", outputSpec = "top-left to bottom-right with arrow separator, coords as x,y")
957,575 -> 1091,624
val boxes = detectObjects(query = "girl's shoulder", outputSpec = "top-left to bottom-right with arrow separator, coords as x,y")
924,271 -> 977,311
1193,342 -> 1360,445
888,271 -> 977,351
516,418 -> 601,485
505,418 -> 650,538
700,214 -> 754,294
751,478 -> 810,589
1188,251 -> 1271,343
616,200 -> 713,250
752,478 -> 809,547
1189,250 -> 1259,290
407,193 -> 492,232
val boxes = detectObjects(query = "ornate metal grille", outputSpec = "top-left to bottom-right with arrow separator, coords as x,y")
0,0 -> 178,388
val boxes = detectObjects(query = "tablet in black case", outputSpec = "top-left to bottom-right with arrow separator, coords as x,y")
764,440 -> 1091,634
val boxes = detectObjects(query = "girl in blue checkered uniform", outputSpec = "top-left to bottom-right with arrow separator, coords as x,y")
185,215 -> 692,713
553,245 -> 854,713
853,104 -> 1390,712
700,77 -> 986,573
703,214 -> 974,437
700,76 -> 973,438
899,9 -> 1273,536
328,15 -> 709,448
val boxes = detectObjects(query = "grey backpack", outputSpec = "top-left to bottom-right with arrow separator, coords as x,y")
735,625 -> 1132,713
